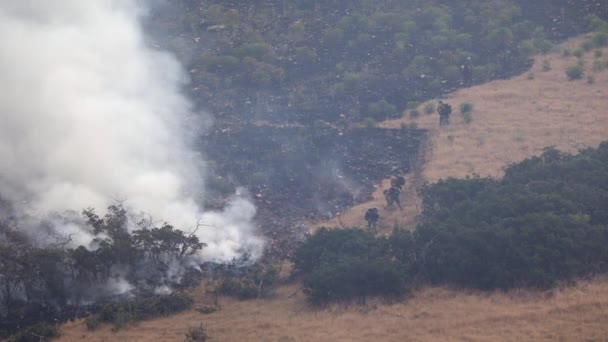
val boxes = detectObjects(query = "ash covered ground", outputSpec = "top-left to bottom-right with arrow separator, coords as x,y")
201,124 -> 426,257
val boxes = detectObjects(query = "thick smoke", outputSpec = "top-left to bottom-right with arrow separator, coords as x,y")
0,1 -> 263,261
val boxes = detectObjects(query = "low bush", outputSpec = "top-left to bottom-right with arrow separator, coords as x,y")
8,322 -> 59,342
459,103 -> 474,124
424,102 -> 435,115
185,323 -> 209,341
566,65 -> 584,80
292,228 -> 413,304
216,263 -> 279,300
89,293 -> 193,330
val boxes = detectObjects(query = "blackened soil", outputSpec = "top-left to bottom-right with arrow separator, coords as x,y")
202,125 -> 424,245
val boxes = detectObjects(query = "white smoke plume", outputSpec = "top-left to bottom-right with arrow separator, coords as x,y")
0,1 -> 263,261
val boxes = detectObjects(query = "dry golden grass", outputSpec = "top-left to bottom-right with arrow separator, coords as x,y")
56,36 -> 608,341
58,276 -> 608,342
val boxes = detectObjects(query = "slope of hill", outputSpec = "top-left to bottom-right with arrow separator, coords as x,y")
55,36 -> 608,342
319,35 -> 608,232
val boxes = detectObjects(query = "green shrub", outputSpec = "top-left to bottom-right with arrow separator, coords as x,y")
581,40 -> 595,52
535,39 -> 553,54
424,102 -> 435,115
587,75 -> 595,84
562,48 -> 572,57
216,263 -> 279,300
591,32 -> 608,47
293,228 -> 412,303
573,49 -> 584,58
566,65 -> 584,80
93,294 -> 193,330
85,315 -> 101,331
8,322 -> 59,342
542,59 -> 551,72
185,323 -> 209,341
461,111 -> 473,124
595,49 -> 603,58
367,99 -> 396,120
459,102 -> 473,113
409,109 -> 421,119
363,117 -> 377,128
527,71 -> 535,80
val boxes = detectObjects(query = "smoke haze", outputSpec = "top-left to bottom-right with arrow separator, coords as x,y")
0,1 -> 263,261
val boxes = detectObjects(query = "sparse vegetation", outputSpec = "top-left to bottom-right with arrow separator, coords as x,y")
527,71 -> 535,80
363,117 -> 377,128
409,109 -> 421,119
88,294 -> 193,331
542,59 -> 552,71
424,102 -> 436,115
593,60 -> 605,72
566,65 -> 585,80
185,323 -> 209,342
459,102 -> 474,124
216,263 -> 280,300
7,322 -> 59,342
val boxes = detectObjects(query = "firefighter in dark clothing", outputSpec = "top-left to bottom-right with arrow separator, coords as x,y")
364,207 -> 379,229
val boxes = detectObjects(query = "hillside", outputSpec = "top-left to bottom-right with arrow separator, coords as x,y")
319,35 -> 608,232
54,36 -> 608,342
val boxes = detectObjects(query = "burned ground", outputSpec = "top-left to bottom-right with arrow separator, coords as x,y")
201,124 -> 425,256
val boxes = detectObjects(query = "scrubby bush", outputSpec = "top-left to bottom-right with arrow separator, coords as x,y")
8,322 -> 59,342
409,109 -> 421,119
185,323 -> 209,341
541,59 -> 551,72
459,102 -> 474,124
90,294 -> 193,330
216,263 -> 279,300
363,117 -> 377,128
424,102 -> 435,115
368,99 -> 397,120
566,65 -> 584,80
292,228 -> 412,303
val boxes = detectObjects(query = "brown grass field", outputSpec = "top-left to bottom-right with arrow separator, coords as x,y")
56,36 -> 608,341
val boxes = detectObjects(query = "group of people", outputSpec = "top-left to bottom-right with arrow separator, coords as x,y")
364,175 -> 406,229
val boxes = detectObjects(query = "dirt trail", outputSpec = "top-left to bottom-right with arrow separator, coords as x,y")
317,35 -> 608,233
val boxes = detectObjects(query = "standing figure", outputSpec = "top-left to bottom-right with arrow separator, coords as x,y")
437,99 -> 452,126
461,56 -> 473,86
384,186 -> 402,210
364,208 -> 379,230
